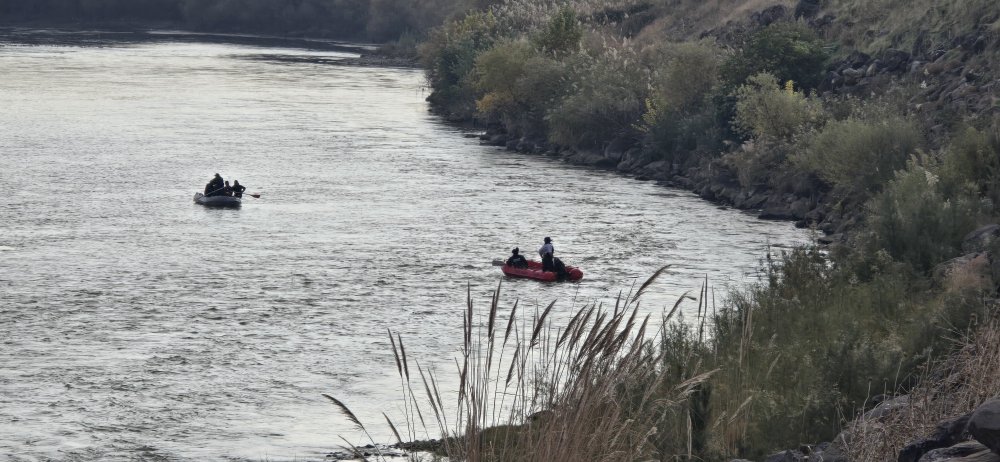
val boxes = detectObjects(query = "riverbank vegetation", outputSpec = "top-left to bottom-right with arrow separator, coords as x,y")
382,0 -> 1000,459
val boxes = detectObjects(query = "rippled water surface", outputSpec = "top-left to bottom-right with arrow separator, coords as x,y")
0,30 -> 810,461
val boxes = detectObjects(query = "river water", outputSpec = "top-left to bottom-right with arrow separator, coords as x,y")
0,30 -> 810,461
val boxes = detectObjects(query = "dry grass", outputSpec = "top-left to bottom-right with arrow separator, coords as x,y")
634,0 -> 795,43
325,269 -> 718,461
943,253 -> 991,294
821,0 -> 1000,55
845,312 -> 1000,460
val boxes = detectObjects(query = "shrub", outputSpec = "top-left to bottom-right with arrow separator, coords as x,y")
866,160 -> 986,273
420,11 -> 501,117
473,40 -> 572,137
645,40 -> 722,114
703,246 -> 946,458
533,6 -> 582,56
723,21 -> 829,90
940,121 -> 1000,208
547,42 -> 650,148
793,117 -> 923,195
733,73 -> 826,141
636,41 -> 726,165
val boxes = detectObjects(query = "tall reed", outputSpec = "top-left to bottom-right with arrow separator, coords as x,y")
327,268 -> 717,461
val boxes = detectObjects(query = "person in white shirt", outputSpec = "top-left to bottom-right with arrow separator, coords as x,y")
538,237 -> 555,271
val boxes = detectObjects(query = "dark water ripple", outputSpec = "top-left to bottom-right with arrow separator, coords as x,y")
0,33 -> 809,461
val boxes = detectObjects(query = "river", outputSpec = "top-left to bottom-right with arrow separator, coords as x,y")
0,29 -> 810,461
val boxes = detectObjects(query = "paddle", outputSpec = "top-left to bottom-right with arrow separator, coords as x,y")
203,186 -> 260,199
492,259 -> 506,266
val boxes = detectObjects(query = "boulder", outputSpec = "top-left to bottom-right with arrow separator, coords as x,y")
932,252 -> 988,282
486,134 -> 507,146
969,399 -> 1000,455
962,224 -> 1000,253
764,449 -> 805,462
752,5 -> 788,26
865,394 -> 911,420
812,440 -> 849,462
789,198 -> 813,219
603,136 -> 633,162
759,206 -> 796,221
794,0 -> 821,18
899,413 -> 973,462
920,441 -> 990,462
883,49 -> 912,73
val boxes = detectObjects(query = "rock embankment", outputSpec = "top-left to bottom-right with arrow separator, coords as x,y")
896,400 -> 1000,462
477,128 -> 847,240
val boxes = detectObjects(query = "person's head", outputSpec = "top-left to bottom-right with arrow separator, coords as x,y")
512,247 -> 519,255
233,180 -> 240,186
224,180 -> 230,186
214,173 -> 221,178
544,237 -> 551,243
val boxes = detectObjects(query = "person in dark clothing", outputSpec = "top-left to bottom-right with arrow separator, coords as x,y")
541,251 -> 555,272
205,173 -> 224,196
231,180 -> 246,198
552,257 -> 568,280
222,180 -> 233,197
506,247 -> 528,268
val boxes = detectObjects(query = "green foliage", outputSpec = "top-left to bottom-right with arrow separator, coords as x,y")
473,40 -> 570,137
420,11 -> 500,117
699,245 -> 983,458
794,117 -> 923,195
533,7 -> 582,56
734,73 -> 826,141
647,40 -> 721,114
547,45 -> 651,148
723,21 -> 829,89
940,121 -> 1000,207
866,160 -> 987,273
638,41 -> 724,165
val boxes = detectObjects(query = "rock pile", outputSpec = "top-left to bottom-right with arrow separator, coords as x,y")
898,399 -> 1000,462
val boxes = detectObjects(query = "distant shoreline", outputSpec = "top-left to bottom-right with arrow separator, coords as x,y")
0,24 -> 376,54
0,25 -> 419,68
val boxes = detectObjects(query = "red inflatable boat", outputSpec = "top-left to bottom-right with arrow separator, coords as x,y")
500,260 -> 583,282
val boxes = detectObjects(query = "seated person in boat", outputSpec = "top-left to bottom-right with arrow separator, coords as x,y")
506,248 -> 528,268
222,180 -> 233,196
205,173 -> 225,196
231,180 -> 246,198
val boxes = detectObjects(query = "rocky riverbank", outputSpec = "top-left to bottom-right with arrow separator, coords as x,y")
476,127 -> 846,242
468,7 -> 999,245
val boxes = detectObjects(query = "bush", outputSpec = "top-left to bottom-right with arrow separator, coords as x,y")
723,21 -> 829,90
645,40 -> 722,114
866,160 -> 986,273
734,73 -> 826,141
474,40 -> 571,137
533,6 -> 582,56
635,41 -> 725,165
420,11 -> 500,117
793,117 -> 923,195
547,42 -> 650,148
940,121 -> 1000,208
